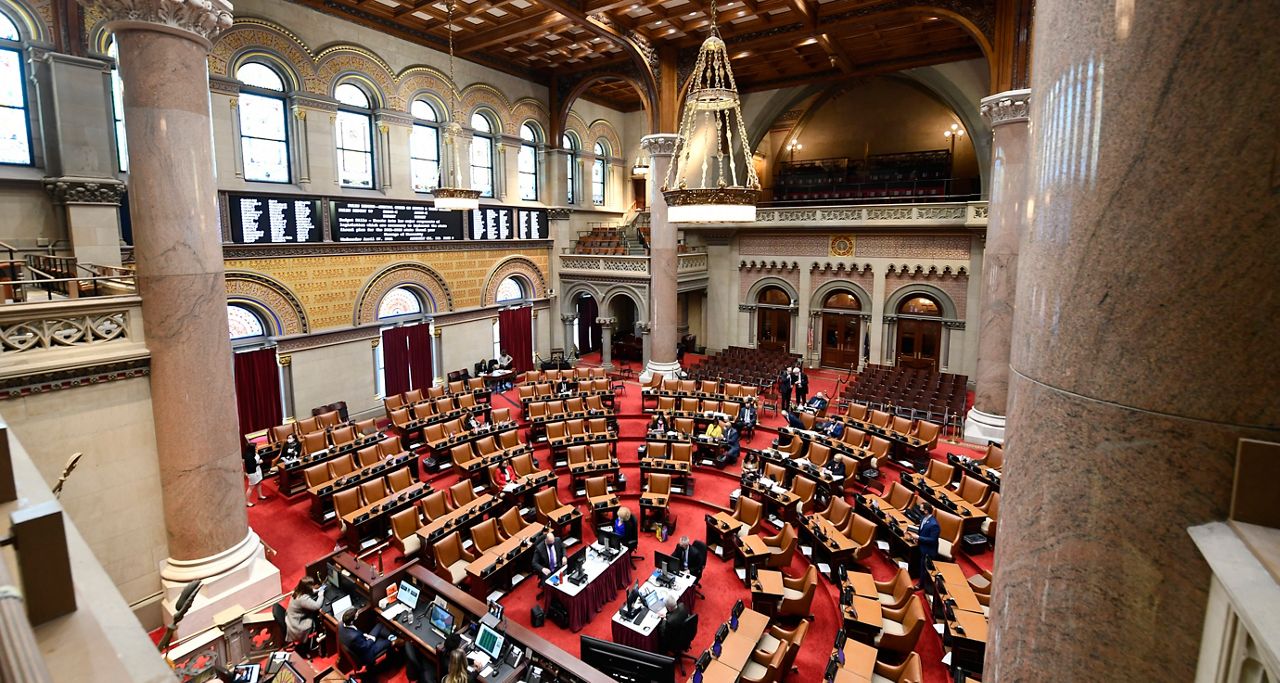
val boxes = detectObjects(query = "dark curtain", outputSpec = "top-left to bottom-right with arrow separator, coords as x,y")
576,296 -> 599,353
499,306 -> 534,373
382,326 -> 412,397
406,324 -> 434,390
233,347 -> 282,434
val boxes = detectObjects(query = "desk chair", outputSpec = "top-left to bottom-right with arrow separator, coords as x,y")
433,531 -> 475,583
777,566 -> 817,620
659,612 -> 699,676
759,524 -> 797,570
980,491 -> 1000,540
336,636 -> 392,683
873,567 -> 915,611
873,652 -> 922,683
271,602 -> 321,656
740,634 -> 787,683
754,621 -> 808,676
874,598 -> 927,657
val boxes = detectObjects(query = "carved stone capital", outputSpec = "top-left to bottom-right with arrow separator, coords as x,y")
43,177 -> 126,205
547,208 -> 572,221
980,89 -> 1031,128
560,314 -> 577,324
79,0 -> 234,46
595,316 -> 617,326
277,354 -> 291,366
640,134 -> 680,158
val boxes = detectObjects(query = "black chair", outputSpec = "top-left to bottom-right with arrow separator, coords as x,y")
691,540 -> 709,600
660,612 -> 700,675
272,602 -> 318,656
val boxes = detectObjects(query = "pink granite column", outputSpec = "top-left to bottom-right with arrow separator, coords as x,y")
83,0 -> 279,635
640,134 -> 681,380
987,1 -> 1279,680
964,90 -> 1029,445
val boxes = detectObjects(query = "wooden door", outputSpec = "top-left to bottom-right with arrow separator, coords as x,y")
757,308 -> 791,352
820,313 -> 861,369
896,319 -> 941,368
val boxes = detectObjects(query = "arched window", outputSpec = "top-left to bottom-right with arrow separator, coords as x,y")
107,40 -> 128,172
409,98 -> 440,193
0,13 -> 32,166
758,286 -> 791,306
237,61 -> 291,183
334,82 -> 374,188
562,133 -> 578,205
495,276 -> 525,303
591,141 -> 608,205
898,295 -> 941,316
823,291 -> 861,310
378,286 -> 424,320
470,111 -> 496,198
518,123 -> 540,201
227,303 -> 268,340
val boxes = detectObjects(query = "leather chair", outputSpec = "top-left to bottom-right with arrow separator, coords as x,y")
957,475 -> 990,507
923,460 -> 955,488
980,491 -> 1000,539
433,531 -> 475,583
500,429 -> 521,450
534,488 -> 576,527
754,620 -> 808,670
967,567 -> 993,596
980,443 -> 1004,469
355,445 -> 381,468
842,514 -> 877,563
330,426 -> 356,448
452,444 -> 478,471
762,463 -> 787,484
359,479 -> 387,506
390,407 -> 413,431
865,437 -> 890,467
869,410 -> 892,429
377,436 -> 401,458
450,480 -> 476,507
499,507 -> 529,538
674,418 -> 694,435
740,634 -> 787,683
874,599 -> 927,657
387,467 -> 413,493
317,411 -> 342,429
585,476 -> 618,526
491,407 -> 512,423
872,652 -> 922,683
303,463 -> 329,489
909,421 -> 940,449
790,476 -> 817,514
270,425 -> 295,443
328,456 -> 355,480
777,565 -> 817,619
760,524 -> 797,570
643,473 -> 672,525
804,443 -> 830,468
873,567 -> 914,610
890,415 -> 912,436
295,416 -> 321,434
819,496 -> 851,529
935,509 -> 963,560
302,431 -> 328,455
471,518 -> 504,554
419,490 -> 454,522
733,497 -> 764,537
567,446 -> 590,473
390,508 -> 422,558
844,403 -> 869,422
885,481 -> 916,511
334,489 -> 362,527
405,389 -> 424,404
511,453 -> 542,478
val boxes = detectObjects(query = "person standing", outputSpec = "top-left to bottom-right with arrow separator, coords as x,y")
778,368 -> 793,413
915,502 -> 940,586
794,365 -> 809,405
242,438 -> 267,507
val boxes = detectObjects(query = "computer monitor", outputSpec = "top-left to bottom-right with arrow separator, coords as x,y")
568,548 -> 586,574
643,588 -> 664,611
398,580 -> 420,611
329,594 -> 353,618
429,602 -> 455,637
580,636 -> 676,683
475,623 -> 505,661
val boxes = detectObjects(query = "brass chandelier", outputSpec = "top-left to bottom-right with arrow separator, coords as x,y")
435,2 -> 482,211
662,0 -> 760,223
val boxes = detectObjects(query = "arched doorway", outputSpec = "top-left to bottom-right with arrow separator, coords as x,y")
609,293 -> 642,362
573,292 -> 600,354
819,290 -> 862,369
756,286 -> 793,352
895,294 -> 943,371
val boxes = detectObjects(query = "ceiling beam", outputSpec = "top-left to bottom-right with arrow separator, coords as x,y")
456,10 -> 569,51
815,32 -> 854,73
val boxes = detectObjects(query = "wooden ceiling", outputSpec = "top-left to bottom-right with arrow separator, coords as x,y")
285,0 -> 986,111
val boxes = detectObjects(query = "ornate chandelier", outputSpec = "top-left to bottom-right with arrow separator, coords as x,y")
662,0 -> 759,223
435,2 -> 481,211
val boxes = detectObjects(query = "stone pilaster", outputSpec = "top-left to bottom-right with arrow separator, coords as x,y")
640,134 -> 681,380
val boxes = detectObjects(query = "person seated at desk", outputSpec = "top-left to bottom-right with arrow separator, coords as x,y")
532,531 -> 568,595
555,377 -> 574,395
739,398 -> 758,432
714,419 -> 741,469
463,414 -> 482,432
446,648 -> 481,683
279,433 -> 304,465
338,608 -> 396,670
820,418 -> 845,439
657,595 -> 692,643
702,419 -> 724,441
284,577 -> 322,650
647,413 -> 668,435
672,536 -> 706,577
493,459 -> 520,488
613,506 -> 639,551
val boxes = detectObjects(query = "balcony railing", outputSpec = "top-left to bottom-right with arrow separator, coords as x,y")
0,295 -> 149,379
559,248 -> 709,280
738,201 -> 988,229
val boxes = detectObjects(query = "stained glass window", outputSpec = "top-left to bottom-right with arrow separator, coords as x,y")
592,141 -> 607,206
335,83 -> 374,188
563,133 -> 577,204
495,276 -> 524,303
899,296 -> 941,316
470,112 -> 495,198
237,62 -> 290,183
378,286 -> 423,319
228,304 -> 267,340
410,99 -> 440,193
107,41 -> 128,172
518,123 -> 539,201
0,17 -> 31,167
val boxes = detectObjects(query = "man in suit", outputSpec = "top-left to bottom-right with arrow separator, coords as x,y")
778,368 -> 793,413
658,595 -> 693,645
532,531 -> 567,579
715,418 -> 741,468
739,398 -> 758,436
915,502 -> 940,587
673,536 -> 706,577
339,608 -> 395,670
794,365 -> 809,405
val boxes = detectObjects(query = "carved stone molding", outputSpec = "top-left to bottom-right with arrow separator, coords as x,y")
547,209 -> 572,221
43,178 -> 126,205
79,0 -> 234,44
640,134 -> 680,157
595,316 -> 617,326
560,314 -> 576,324
208,74 -> 240,95
1,357 -> 151,399
738,259 -> 800,272
980,89 -> 1031,128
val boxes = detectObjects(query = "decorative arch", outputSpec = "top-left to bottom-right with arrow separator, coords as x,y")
394,65 -> 453,113
563,112 -> 590,148
746,276 -> 799,305
884,282 -> 958,320
315,46 -> 395,106
812,280 -> 872,311
355,262 -> 454,325
558,73 -> 654,138
601,285 -> 647,318
460,83 -> 513,132
561,282 -> 605,316
481,257 -> 547,307
0,0 -> 49,43
511,98 -> 550,132
207,19 -> 315,89
224,271 -> 310,336
587,119 -> 623,160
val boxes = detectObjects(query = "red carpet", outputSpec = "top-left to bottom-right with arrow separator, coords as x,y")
244,360 -> 992,683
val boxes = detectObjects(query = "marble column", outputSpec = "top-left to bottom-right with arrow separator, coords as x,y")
640,134 -> 681,380
596,317 -> 616,370
82,0 -> 280,636
987,1 -> 1280,681
561,314 -> 577,359
964,90 -> 1030,446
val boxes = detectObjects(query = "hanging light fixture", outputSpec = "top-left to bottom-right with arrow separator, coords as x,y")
662,0 -> 759,223
434,2 -> 481,211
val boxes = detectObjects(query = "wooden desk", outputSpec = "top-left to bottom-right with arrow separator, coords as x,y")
306,455 -> 415,523
416,494 -> 498,549
843,571 -> 878,599
841,595 -> 882,643
706,512 -> 744,552
464,522 -> 545,599
340,482 -> 430,549
716,609 -> 769,672
946,607 -> 989,674
750,570 -> 784,616
837,639 -> 877,681
693,659 -> 740,683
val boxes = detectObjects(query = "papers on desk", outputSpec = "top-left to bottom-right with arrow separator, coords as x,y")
941,652 -> 953,666
934,623 -> 946,634
382,603 -> 409,620
896,560 -> 910,570
876,541 -> 890,552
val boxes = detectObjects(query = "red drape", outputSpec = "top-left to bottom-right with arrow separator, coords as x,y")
499,306 -> 534,373
406,323 -> 434,390
233,347 -> 282,435
382,326 -> 411,397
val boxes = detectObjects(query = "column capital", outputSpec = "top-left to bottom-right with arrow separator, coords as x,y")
596,316 -> 617,326
640,134 -> 680,157
80,0 -> 233,46
43,177 -> 126,205
560,313 -> 576,324
548,208 -> 572,221
980,89 -> 1031,128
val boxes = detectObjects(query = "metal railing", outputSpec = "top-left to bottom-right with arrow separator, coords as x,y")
2,256 -> 136,304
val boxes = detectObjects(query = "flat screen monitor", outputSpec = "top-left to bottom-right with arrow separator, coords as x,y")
429,602 -> 455,637
398,580 -> 420,611
475,623 -> 505,660
487,599 -> 504,622
580,635 -> 676,683
643,588 -> 664,611
329,594 -> 353,618
568,548 -> 586,574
